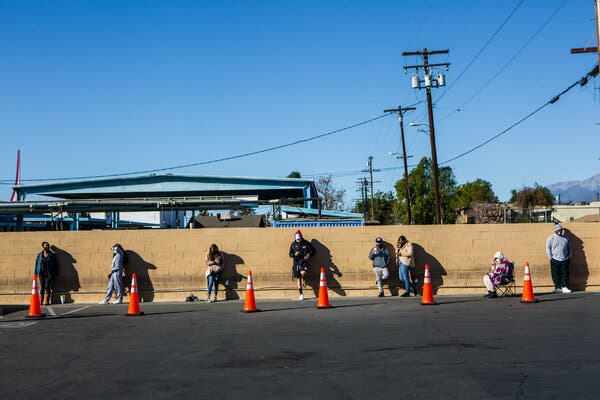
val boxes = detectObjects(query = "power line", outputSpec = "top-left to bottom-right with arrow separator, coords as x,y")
306,64 -> 599,179
2,109 -> 420,183
435,0 -> 525,105
438,0 -> 568,123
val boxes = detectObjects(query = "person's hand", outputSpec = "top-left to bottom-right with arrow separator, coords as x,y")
303,254 -> 310,261
295,251 -> 301,256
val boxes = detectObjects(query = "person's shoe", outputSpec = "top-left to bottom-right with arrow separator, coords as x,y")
206,297 -> 212,303
378,291 -> 384,298
112,300 -> 123,304
99,300 -> 108,305
412,287 -> 418,296
484,291 -> 498,298
561,287 -> 572,293
298,294 -> 304,301
401,292 -> 410,297
213,297 -> 218,303
553,288 -> 562,293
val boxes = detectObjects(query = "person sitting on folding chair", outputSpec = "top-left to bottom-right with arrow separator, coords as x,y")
483,251 -> 512,299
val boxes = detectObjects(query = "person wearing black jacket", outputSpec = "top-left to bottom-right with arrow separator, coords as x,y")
289,230 -> 316,301
34,241 -> 58,305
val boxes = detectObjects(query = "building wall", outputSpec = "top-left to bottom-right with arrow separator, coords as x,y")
553,202 -> 600,222
0,223 -> 597,304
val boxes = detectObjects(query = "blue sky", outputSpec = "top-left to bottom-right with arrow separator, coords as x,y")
0,0 -> 598,205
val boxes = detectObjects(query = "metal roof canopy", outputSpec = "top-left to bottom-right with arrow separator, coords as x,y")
13,174 -> 319,208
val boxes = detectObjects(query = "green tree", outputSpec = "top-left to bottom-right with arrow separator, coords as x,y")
355,191 -> 400,225
287,171 -> 302,178
452,179 -> 498,209
394,157 -> 457,224
510,184 -> 554,208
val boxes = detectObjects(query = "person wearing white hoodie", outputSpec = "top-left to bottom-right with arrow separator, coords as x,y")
100,244 -> 125,304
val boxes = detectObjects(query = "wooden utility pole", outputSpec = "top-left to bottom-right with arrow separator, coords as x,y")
368,156 -> 375,221
402,48 -> 450,225
570,0 -> 600,67
384,105 -> 416,224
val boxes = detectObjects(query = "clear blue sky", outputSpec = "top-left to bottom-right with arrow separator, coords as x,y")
1,0 -> 598,205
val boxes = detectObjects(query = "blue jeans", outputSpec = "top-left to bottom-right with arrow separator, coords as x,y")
398,262 -> 413,293
207,272 -> 222,298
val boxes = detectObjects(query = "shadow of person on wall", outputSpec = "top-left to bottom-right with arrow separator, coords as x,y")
51,246 -> 80,304
411,243 -> 447,295
563,228 -> 588,292
123,250 -> 157,303
220,252 -> 246,300
308,239 -> 346,297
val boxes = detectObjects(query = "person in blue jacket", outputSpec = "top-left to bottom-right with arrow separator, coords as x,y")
34,241 -> 58,305
100,244 -> 125,305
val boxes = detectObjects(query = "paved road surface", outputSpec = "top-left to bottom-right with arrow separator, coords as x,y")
1,293 -> 599,399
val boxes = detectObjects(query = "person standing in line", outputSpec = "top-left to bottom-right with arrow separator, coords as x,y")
546,223 -> 572,293
483,251 -> 512,298
34,241 -> 58,305
289,230 -> 316,301
100,244 -> 125,305
205,244 -> 224,303
396,235 -> 417,297
369,237 -> 390,297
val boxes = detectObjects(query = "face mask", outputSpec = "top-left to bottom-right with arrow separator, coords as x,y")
112,247 -> 118,254
295,235 -> 302,242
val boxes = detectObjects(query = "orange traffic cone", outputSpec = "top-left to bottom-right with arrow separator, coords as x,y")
520,261 -> 537,303
421,264 -> 436,305
317,267 -> 333,309
242,271 -> 260,313
26,275 -> 45,319
126,273 -> 144,316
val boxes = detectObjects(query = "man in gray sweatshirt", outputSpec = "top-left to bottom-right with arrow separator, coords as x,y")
546,224 -> 572,293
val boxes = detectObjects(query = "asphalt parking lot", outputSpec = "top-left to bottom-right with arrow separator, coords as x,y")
2,292 -> 599,400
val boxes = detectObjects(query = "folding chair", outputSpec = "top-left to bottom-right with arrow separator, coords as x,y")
496,273 -> 516,297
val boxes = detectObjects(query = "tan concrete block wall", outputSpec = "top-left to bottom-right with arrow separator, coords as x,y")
0,223 -> 597,304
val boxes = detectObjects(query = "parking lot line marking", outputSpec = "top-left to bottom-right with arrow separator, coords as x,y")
0,321 -> 38,328
61,306 -> 90,316
46,306 -> 57,316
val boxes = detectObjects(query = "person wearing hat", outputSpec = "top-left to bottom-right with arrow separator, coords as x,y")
289,230 -> 316,300
483,251 -> 512,298
546,223 -> 572,293
368,237 -> 390,297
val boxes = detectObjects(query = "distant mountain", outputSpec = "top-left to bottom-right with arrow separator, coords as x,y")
547,173 -> 600,203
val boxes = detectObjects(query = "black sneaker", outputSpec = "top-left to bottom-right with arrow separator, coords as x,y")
378,291 -> 384,298
484,291 -> 498,298
401,292 -> 410,297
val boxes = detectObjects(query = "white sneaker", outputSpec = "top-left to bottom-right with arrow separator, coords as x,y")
99,300 -> 108,305
561,287 -> 572,293
298,294 -> 304,301
112,300 -> 123,304
553,288 -> 562,293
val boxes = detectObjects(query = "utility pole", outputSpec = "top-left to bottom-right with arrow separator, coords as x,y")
384,105 -> 415,224
356,178 -> 369,220
368,156 -> 375,221
570,0 -> 600,68
402,48 -> 450,224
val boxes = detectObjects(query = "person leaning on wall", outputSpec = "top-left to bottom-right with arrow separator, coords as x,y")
396,235 -> 417,297
205,244 -> 224,303
34,241 -> 58,305
100,244 -> 126,305
546,223 -> 572,294
368,237 -> 390,297
289,230 -> 316,301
